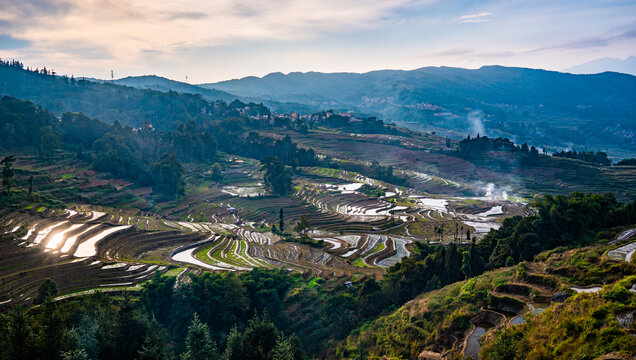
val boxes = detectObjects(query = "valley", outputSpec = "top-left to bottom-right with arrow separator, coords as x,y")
0,61 -> 634,360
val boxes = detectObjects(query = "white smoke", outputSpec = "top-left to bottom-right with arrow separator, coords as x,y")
468,110 -> 485,136
471,182 -> 510,201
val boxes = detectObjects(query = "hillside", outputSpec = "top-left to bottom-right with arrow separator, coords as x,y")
0,63 -> 238,130
337,235 -> 636,359
201,66 -> 636,158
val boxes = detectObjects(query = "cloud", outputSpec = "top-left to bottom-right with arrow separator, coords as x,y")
459,12 -> 492,23
530,26 -> 636,52
421,48 -> 515,59
428,48 -> 473,57
163,11 -> 207,21
0,0 -> 419,66
0,0 -> 73,30
0,34 -> 31,49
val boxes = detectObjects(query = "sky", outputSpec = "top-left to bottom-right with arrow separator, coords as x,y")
0,0 -> 635,83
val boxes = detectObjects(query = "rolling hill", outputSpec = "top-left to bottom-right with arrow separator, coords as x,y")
201,66 -> 636,158
112,75 -> 236,103
0,64 -> 239,130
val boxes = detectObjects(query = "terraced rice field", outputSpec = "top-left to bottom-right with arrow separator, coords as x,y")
0,208 -> 212,309
0,155 -> 527,310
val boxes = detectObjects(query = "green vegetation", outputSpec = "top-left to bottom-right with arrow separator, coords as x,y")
616,158 -> 636,166
282,234 -> 325,248
337,239 -> 636,359
150,154 -> 185,199
481,277 -> 636,360
357,184 -> 385,198
552,149 -> 611,165
1,155 -> 15,195
261,157 -> 293,196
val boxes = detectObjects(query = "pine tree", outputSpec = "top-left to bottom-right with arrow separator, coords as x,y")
181,313 -> 218,360
40,301 -> 64,359
240,312 -> 279,360
35,278 -> 58,304
5,307 -> 35,360
461,251 -> 473,279
1,155 -> 16,195
279,208 -> 285,232
27,175 -> 34,195
223,326 -> 243,360
77,314 -> 99,360
138,319 -> 170,360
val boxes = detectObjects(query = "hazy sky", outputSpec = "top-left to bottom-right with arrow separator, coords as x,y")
0,0 -> 635,83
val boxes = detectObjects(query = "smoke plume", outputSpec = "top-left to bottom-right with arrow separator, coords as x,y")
468,110 -> 485,136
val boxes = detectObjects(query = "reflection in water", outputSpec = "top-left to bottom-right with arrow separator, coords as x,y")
464,325 -> 488,359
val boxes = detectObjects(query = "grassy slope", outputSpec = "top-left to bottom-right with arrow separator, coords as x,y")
480,276 -> 636,360
335,239 -> 636,360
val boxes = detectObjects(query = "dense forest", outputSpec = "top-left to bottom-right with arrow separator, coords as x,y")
458,135 -> 540,157
552,150 -> 611,166
0,60 -> 240,130
0,96 -> 324,197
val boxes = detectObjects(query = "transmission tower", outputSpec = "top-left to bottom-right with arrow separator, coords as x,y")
110,70 -> 114,81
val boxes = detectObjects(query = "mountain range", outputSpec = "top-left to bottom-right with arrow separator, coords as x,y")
200,66 -> 636,157
566,55 -> 636,76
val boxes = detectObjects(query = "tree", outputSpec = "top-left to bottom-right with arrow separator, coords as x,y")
261,157 -> 293,196
225,313 -> 281,360
4,307 -> 36,360
138,318 -> 170,360
271,334 -> 304,360
295,215 -> 309,233
116,296 -> 151,360
151,154 -> 185,198
210,163 -> 223,181
35,278 -> 58,304
461,251 -> 473,279
61,349 -> 88,360
27,175 -> 34,195
241,312 -> 280,360
223,326 -> 243,360
38,126 -> 60,162
279,208 -> 285,232
76,314 -> 99,360
181,313 -> 218,360
40,300 -> 64,359
1,155 -> 16,195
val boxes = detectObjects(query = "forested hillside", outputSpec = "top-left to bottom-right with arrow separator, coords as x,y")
203,66 -> 636,157
0,60 -> 238,130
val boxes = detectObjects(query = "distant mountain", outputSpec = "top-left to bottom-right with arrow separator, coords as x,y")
200,66 -> 636,157
566,56 -> 636,76
112,75 -> 236,102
